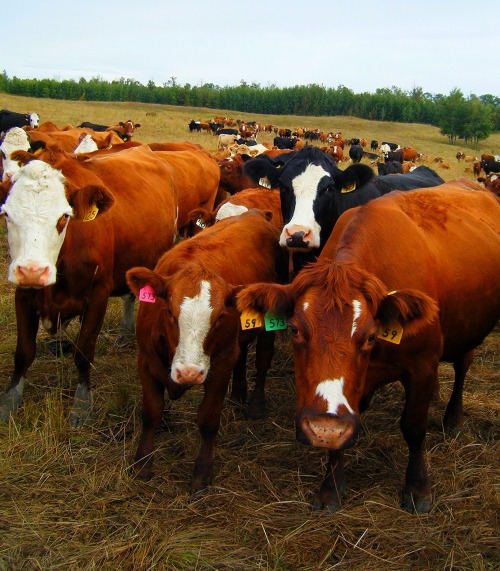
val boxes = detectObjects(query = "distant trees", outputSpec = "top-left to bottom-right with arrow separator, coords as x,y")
1,71 -> 497,144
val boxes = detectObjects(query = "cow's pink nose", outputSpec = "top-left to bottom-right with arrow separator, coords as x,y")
15,264 -> 51,287
175,366 -> 205,385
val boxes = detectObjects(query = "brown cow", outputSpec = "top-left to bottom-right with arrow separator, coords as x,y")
0,144 -> 180,426
400,147 -> 419,162
236,180 -> 500,513
26,127 -> 124,152
125,209 -> 288,491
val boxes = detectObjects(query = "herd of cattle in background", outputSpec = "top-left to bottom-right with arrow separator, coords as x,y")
0,106 -> 499,514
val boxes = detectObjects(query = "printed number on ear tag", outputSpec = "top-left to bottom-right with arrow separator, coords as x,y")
259,177 -> 272,189
139,284 -> 156,303
83,204 -> 99,222
240,309 -> 263,330
195,218 -> 206,228
377,320 -> 403,344
264,312 -> 287,331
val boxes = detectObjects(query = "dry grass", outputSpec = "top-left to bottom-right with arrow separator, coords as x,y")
0,94 -> 499,571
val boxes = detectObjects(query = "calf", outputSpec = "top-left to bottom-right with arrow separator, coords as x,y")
237,181 -> 500,513
0,109 -> 40,134
126,209 -> 287,491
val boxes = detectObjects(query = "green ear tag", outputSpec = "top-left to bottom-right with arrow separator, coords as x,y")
264,312 -> 287,331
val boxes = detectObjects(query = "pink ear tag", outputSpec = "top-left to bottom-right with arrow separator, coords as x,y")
139,284 -> 156,303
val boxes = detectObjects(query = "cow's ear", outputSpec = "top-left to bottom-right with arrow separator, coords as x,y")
243,155 -> 282,188
375,289 -> 439,339
126,267 -> 169,299
334,163 -> 375,192
134,123 -> 141,128
10,149 -> 38,165
236,283 -> 294,317
68,184 -> 115,220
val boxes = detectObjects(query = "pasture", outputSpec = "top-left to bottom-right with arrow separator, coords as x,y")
0,94 -> 498,570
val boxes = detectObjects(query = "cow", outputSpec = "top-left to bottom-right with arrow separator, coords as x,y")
125,209 -> 288,491
0,109 -> 40,134
384,150 -> 404,163
184,187 -> 283,237
242,147 -> 445,274
456,151 -> 465,161
26,127 -> 123,152
188,119 -> 201,132
370,140 -> 378,151
380,141 -> 400,151
348,144 -> 363,163
218,133 -> 238,150
0,144 -> 180,426
0,127 -> 31,180
273,136 -> 297,150
480,158 -> 500,176
376,160 -> 403,175
78,120 -> 141,141
236,181 -> 500,513
399,147 -> 419,162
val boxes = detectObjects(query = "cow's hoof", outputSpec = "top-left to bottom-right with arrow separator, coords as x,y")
401,489 -> 431,514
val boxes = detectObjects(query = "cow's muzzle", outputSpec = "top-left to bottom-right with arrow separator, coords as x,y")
296,411 -> 359,449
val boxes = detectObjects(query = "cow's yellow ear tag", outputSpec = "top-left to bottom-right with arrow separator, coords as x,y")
83,204 -> 99,222
377,320 -> 403,344
240,309 -> 263,330
341,182 -> 356,193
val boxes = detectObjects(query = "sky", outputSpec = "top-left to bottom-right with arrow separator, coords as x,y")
3,0 -> 499,98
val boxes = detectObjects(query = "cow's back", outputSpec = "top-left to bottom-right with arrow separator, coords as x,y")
324,182 -> 500,358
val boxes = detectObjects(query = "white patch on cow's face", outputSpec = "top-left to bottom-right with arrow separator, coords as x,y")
29,113 -> 40,128
316,378 -> 354,415
215,202 -> 248,221
303,301 -> 309,311
74,134 -> 98,154
0,127 -> 30,180
171,280 -> 213,384
351,299 -> 362,337
280,163 -> 328,248
1,160 -> 73,286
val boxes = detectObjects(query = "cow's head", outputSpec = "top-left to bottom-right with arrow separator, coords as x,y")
0,127 -> 31,180
29,113 -> 40,128
243,147 -> 374,252
127,265 -> 240,388
1,159 -> 115,287
119,120 -> 141,139
236,259 -> 438,450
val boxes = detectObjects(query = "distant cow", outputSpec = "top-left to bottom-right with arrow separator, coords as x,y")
370,140 -> 378,151
236,180 -> 500,513
78,120 -> 141,141
273,136 -> 297,150
125,209 -> 287,491
480,158 -> 500,176
349,144 -> 363,163
384,150 -> 404,163
377,160 -> 403,175
380,141 -> 399,151
0,109 -> 40,134
188,119 -> 201,132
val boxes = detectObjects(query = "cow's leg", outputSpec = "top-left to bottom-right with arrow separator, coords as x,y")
133,353 -> 166,480
313,450 -> 346,512
400,368 -> 437,513
247,330 -> 275,419
230,342 -> 248,405
118,293 -> 135,343
69,294 -> 109,427
443,350 -> 474,432
0,289 -> 39,422
190,364 -> 232,493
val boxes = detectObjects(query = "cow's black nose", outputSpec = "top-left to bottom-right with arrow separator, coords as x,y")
287,232 -> 309,248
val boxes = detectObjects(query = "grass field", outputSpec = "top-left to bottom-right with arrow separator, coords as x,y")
0,93 -> 498,571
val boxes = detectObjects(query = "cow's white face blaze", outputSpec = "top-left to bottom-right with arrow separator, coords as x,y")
74,134 -> 98,154
315,378 -> 354,415
29,112 -> 40,128
1,160 -> 73,287
171,280 -> 213,385
280,163 -> 328,249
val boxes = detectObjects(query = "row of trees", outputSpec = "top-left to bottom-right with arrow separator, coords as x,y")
1,72 -> 498,145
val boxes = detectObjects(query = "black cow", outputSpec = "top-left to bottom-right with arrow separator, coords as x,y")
381,141 -> 399,151
377,161 -> 404,175
0,109 -> 40,134
188,120 -> 201,132
349,138 -> 360,146
349,144 -> 363,163
372,165 -> 444,194
217,128 -> 238,136
78,121 -> 109,132
370,139 -> 378,151
480,159 -> 500,176
273,136 -> 297,150
384,150 -> 404,163
243,147 -> 444,273
304,130 -> 320,141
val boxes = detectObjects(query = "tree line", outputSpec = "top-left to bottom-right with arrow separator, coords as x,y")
1,72 -> 498,146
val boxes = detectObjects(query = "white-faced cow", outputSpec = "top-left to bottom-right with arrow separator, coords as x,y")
0,144 -> 180,426
237,181 -> 500,513
0,109 -> 40,134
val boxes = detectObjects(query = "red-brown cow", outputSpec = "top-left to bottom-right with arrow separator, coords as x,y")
125,209 -> 288,491
400,147 -> 419,162
236,181 -> 500,513
26,127 -> 123,152
0,144 -> 179,426
184,187 -> 283,237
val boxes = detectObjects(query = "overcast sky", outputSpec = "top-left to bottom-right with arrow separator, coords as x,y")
4,1 -> 499,98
